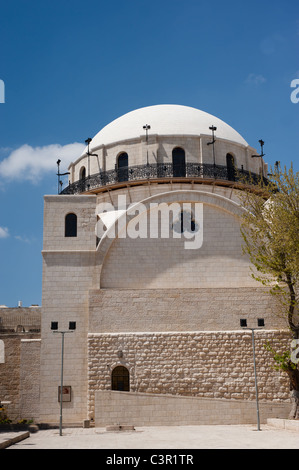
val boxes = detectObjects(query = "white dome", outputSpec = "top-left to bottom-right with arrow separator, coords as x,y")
86,104 -> 248,153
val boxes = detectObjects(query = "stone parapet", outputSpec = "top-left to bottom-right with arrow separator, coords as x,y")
95,390 -> 290,427
267,418 -> 299,432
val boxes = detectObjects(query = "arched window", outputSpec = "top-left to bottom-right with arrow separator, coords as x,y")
111,366 -> 130,391
173,210 -> 197,234
79,167 -> 86,191
172,147 -> 186,177
80,166 -> 86,180
65,213 -> 77,237
226,153 -> 236,181
117,153 -> 129,182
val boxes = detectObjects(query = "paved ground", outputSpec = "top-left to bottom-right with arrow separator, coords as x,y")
2,424 -> 299,450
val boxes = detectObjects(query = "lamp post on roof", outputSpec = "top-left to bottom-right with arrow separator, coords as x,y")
143,124 -> 151,166
56,159 -> 70,194
85,138 -> 92,179
251,139 -> 266,179
85,138 -> 98,184
207,125 -> 217,177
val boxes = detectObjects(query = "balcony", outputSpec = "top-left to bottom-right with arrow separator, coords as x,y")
60,162 -> 265,195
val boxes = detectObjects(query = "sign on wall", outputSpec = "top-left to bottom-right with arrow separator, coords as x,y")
58,386 -> 72,402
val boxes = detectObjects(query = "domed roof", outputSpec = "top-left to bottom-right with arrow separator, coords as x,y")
85,104 -> 248,153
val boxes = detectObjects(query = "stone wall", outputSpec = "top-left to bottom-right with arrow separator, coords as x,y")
0,334 -> 40,421
20,339 -> 41,422
88,330 -> 291,421
0,306 -> 41,332
40,251 -> 93,424
89,288 -> 285,333
0,336 -> 21,421
40,194 -> 97,424
95,390 -> 290,427
69,130 -> 263,183
42,194 -> 97,251
99,191 -> 256,290
39,185 -> 288,425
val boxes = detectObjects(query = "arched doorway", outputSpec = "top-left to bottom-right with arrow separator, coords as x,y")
172,147 -> 186,177
117,153 -> 129,182
80,166 -> 86,191
226,153 -> 236,181
80,166 -> 86,180
111,366 -> 130,391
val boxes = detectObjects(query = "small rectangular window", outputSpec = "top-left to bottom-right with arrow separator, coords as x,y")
51,321 -> 58,330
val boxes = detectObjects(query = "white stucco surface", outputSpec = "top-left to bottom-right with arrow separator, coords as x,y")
81,104 -> 249,154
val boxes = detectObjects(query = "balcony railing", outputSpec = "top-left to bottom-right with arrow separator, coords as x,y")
60,162 -> 265,195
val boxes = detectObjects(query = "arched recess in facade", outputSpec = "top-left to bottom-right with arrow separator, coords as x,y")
226,153 -> 236,181
111,365 -> 130,391
94,189 -> 246,288
117,152 -> 129,182
172,147 -> 186,177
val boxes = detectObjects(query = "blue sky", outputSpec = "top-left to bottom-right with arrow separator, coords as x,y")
0,0 -> 298,307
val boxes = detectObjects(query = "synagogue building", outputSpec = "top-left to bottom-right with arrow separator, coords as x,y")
0,105 -> 291,426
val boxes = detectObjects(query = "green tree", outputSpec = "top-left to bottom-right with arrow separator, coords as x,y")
239,165 -> 299,418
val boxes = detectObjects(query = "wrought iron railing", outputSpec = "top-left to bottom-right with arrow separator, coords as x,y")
60,162 -> 265,195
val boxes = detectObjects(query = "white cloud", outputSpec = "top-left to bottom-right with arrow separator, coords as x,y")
245,74 -> 267,86
0,227 -> 9,238
0,142 -> 85,183
14,235 -> 31,244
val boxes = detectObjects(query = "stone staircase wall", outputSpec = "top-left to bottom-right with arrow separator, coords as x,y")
95,390 -> 290,427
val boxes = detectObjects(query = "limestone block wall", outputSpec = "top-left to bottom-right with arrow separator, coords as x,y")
87,330 -> 290,421
95,391 -> 290,427
70,133 -> 263,183
43,194 -> 97,251
40,194 -> 98,424
95,184 -> 245,219
0,336 -> 21,421
39,184 -> 278,426
154,135 -> 201,166
99,190 -> 257,290
0,334 -> 40,421
105,139 -> 145,170
20,339 -> 41,422
0,306 -> 41,332
40,251 -> 95,424
89,288 -> 285,333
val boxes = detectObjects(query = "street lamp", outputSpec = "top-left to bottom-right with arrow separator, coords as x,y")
143,124 -> 151,166
207,125 -> 217,177
251,139 -> 265,179
240,318 -> 265,431
85,138 -> 98,184
51,321 -> 76,436
56,159 -> 70,194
